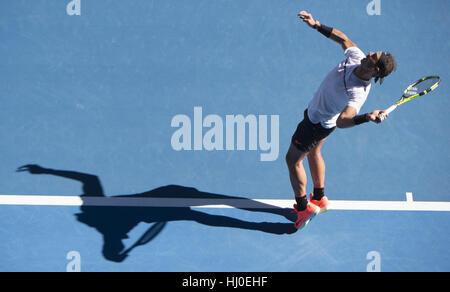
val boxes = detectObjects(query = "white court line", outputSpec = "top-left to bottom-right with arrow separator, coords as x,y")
0,195 -> 449,212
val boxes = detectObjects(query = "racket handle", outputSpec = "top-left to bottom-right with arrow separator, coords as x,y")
377,105 -> 397,122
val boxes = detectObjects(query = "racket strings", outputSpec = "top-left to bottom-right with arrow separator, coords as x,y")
404,77 -> 440,98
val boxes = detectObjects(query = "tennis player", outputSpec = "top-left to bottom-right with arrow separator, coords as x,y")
287,11 -> 397,229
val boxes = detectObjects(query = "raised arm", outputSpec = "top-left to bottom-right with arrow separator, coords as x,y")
298,11 -> 356,50
17,164 -> 104,196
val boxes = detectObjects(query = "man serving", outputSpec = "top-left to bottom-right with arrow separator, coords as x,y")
286,11 -> 397,229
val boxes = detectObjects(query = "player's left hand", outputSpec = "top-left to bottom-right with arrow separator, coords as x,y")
298,11 -> 318,28
16,164 -> 48,174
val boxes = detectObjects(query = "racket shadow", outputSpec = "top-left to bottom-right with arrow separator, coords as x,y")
18,164 -> 297,263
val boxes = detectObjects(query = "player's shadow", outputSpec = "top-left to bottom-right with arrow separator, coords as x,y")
17,165 -> 297,263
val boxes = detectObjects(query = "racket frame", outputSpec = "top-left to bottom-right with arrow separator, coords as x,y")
378,76 -> 441,121
395,75 -> 441,106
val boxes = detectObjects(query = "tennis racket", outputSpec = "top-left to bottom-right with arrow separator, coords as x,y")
121,221 -> 167,256
377,76 -> 441,122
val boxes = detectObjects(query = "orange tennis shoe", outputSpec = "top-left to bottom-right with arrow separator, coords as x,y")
309,193 -> 330,214
291,202 -> 320,230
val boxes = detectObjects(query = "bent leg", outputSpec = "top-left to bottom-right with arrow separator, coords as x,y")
307,137 -> 327,189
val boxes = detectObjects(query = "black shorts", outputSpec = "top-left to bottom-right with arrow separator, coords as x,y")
291,110 -> 336,153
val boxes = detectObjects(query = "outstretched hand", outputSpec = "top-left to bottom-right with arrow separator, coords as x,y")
17,164 -> 48,174
298,11 -> 318,28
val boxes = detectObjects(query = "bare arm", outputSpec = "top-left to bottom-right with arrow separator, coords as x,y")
327,27 -> 356,50
298,11 -> 356,50
336,106 -> 388,129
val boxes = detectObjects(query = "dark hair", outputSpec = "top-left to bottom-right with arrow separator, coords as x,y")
382,52 -> 397,77
375,52 -> 397,84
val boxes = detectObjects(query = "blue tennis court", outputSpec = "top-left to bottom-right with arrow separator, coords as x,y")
0,0 -> 449,272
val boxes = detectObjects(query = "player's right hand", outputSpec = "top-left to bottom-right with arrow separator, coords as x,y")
369,110 -> 388,124
298,11 -> 318,28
